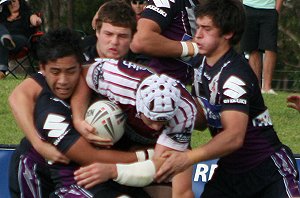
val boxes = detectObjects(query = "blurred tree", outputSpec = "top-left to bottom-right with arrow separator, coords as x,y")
274,0 -> 300,91
27,0 -> 103,34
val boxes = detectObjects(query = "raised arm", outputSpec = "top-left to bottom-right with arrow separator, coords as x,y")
130,18 -> 197,58
8,78 -> 69,164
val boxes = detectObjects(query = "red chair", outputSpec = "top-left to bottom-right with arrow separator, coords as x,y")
6,30 -> 44,79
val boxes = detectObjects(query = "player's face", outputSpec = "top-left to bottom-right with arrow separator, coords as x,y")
96,22 -> 132,59
40,55 -> 81,100
140,114 -> 167,131
194,16 -> 230,61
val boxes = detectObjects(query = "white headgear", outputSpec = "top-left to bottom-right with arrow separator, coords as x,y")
136,74 -> 181,121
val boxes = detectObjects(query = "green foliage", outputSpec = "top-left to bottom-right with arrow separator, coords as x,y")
73,0 -> 104,35
276,0 -> 300,90
1,79 -> 300,154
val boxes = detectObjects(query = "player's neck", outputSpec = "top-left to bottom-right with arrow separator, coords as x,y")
206,45 -> 231,67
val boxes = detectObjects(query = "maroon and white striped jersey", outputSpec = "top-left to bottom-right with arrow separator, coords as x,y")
86,58 -> 197,151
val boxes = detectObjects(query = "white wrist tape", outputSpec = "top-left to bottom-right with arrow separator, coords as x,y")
136,150 -> 146,162
114,160 -> 156,187
181,41 -> 199,58
191,42 -> 199,57
180,41 -> 189,57
147,149 -> 154,160
136,149 -> 155,162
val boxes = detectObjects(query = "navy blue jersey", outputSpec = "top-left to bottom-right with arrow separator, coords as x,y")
31,73 -> 82,188
193,48 -> 282,173
141,0 -> 199,84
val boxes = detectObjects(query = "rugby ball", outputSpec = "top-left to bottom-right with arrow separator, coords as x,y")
85,100 -> 126,144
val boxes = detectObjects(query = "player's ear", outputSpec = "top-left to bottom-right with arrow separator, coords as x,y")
39,63 -> 46,73
224,31 -> 234,40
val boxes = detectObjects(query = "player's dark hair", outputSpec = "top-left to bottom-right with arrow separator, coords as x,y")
96,0 -> 136,34
37,28 -> 84,65
195,0 -> 245,45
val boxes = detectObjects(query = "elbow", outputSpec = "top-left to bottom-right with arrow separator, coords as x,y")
130,33 -> 149,54
130,39 -> 144,54
231,136 -> 244,151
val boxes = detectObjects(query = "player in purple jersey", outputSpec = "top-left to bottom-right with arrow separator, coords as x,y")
9,28 -> 152,198
130,0 -> 200,85
71,59 -> 197,197
155,0 -> 300,197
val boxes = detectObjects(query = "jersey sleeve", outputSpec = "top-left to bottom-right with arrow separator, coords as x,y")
219,64 -> 254,114
35,97 -> 81,154
141,0 -> 176,31
157,84 -> 197,151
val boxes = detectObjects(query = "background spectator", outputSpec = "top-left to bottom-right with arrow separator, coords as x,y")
240,0 -> 284,94
0,0 -> 41,79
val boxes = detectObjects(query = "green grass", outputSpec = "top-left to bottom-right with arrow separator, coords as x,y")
1,77 -> 300,154
0,76 -> 23,145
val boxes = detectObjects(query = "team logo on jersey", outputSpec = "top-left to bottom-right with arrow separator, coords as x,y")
168,130 -> 191,144
123,60 -> 148,71
145,5 -> 167,17
223,76 -> 247,104
44,114 -> 70,146
252,109 -> 273,127
152,0 -> 174,8
91,64 -> 104,90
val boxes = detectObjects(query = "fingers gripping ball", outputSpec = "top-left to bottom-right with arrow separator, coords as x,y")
85,100 -> 126,144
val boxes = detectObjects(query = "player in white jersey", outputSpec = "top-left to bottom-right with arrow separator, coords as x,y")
71,58 -> 197,198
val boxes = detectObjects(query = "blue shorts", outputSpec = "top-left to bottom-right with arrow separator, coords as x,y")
240,5 -> 279,53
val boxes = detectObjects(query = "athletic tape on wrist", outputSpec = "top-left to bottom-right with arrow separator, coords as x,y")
136,150 -> 146,162
114,160 -> 156,187
147,149 -> 154,160
180,41 -> 189,57
136,149 -> 155,162
191,42 -> 199,57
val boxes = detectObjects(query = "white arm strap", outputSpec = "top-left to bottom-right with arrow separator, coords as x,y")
135,149 -> 155,162
114,160 -> 156,187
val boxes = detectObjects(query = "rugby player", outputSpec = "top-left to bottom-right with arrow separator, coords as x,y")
155,0 -> 300,197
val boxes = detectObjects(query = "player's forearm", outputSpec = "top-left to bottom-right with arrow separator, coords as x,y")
8,79 -> 41,145
187,129 -> 244,164
130,18 -> 182,57
71,74 -> 91,123
131,32 -> 182,57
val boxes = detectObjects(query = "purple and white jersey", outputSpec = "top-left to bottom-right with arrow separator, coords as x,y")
141,0 -> 199,84
193,48 -> 283,173
86,58 -> 197,151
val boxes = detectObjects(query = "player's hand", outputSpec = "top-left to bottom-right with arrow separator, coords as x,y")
287,94 -> 300,112
155,151 -> 192,183
74,163 -> 117,189
36,141 -> 69,164
74,119 -> 112,146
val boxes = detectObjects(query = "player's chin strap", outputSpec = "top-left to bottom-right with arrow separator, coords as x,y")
114,160 -> 156,187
